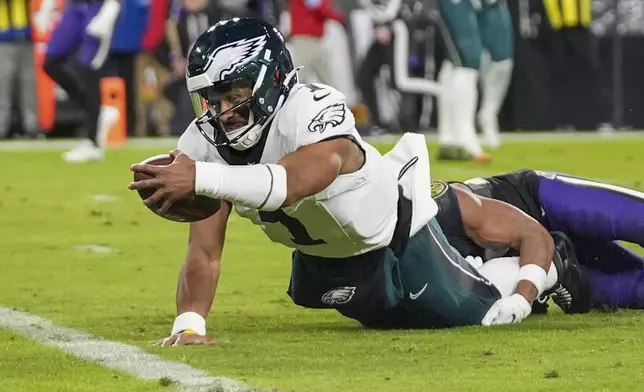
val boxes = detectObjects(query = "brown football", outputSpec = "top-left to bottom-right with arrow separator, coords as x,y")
134,154 -> 221,223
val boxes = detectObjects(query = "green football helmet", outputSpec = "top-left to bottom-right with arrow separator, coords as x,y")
186,18 -> 297,151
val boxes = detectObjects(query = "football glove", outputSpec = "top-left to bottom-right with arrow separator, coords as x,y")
481,293 -> 532,326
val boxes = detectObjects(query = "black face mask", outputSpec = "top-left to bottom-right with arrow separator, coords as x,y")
190,78 -> 260,147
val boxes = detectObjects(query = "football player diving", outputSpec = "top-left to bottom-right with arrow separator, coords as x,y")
433,170 -> 644,311
127,18 -> 589,346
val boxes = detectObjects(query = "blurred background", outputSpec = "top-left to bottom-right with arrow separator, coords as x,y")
1,0 -> 641,144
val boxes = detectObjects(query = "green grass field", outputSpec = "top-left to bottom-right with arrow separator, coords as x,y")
2,136 -> 644,392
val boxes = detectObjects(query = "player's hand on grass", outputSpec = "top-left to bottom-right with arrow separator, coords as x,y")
150,331 -> 216,347
129,150 -> 196,212
481,293 -> 532,326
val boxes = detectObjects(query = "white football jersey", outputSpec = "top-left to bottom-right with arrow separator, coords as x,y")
178,83 -> 401,258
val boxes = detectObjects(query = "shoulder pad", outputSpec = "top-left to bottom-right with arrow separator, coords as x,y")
277,83 -> 356,151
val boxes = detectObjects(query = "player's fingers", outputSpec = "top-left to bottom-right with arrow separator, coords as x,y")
481,313 -> 495,327
144,192 -> 167,209
149,336 -> 176,347
128,178 -> 162,190
131,163 -> 163,175
481,303 -> 500,326
169,149 -> 183,158
159,197 -> 175,213
141,186 -> 167,205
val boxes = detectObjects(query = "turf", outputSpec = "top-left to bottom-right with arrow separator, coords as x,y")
1,136 -> 643,392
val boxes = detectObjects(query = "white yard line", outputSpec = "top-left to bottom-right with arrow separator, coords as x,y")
0,307 -> 261,392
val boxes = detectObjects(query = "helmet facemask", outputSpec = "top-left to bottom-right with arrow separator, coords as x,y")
190,77 -> 270,151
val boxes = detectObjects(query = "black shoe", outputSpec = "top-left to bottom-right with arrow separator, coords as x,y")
544,231 -> 593,314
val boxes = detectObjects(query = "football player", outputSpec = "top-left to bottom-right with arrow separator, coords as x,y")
433,170 -> 644,311
128,18 -> 588,346
34,0 -> 121,162
476,0 -> 513,148
435,0 -> 489,162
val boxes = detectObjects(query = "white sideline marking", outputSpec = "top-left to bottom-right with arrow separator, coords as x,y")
0,307 -> 261,392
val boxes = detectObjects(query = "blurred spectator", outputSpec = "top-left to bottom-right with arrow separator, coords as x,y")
287,0 -> 344,86
0,0 -> 39,138
165,0 -> 222,132
135,0 -> 174,136
355,0 -> 398,134
247,0 -> 283,28
109,0 -> 151,137
543,0 -> 598,130
37,0 -> 121,162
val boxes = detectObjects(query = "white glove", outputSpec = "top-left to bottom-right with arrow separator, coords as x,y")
481,293 -> 532,326
33,0 -> 56,34
465,255 -> 484,269
86,0 -> 121,39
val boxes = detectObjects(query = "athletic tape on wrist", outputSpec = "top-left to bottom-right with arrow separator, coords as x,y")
517,264 -> 548,296
171,312 -> 206,336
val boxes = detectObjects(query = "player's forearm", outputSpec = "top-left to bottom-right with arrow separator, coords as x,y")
195,163 -> 288,210
194,155 -> 341,209
455,187 -> 555,302
515,228 -> 554,302
177,256 -> 221,317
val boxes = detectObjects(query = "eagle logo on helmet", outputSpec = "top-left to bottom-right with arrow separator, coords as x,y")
204,35 -> 268,81
321,286 -> 356,306
308,103 -> 347,133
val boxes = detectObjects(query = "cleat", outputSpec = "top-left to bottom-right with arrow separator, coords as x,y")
545,231 -> 593,314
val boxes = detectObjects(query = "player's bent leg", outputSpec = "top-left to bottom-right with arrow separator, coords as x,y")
477,4 -> 514,63
574,239 -> 644,273
43,4 -> 85,107
396,219 -> 502,328
535,171 -> 644,247
476,4 -> 513,148
586,268 -> 644,310
572,239 -> 644,309
436,0 -> 489,162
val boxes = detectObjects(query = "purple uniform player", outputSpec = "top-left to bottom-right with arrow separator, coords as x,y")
433,170 -> 644,311
34,0 -> 121,162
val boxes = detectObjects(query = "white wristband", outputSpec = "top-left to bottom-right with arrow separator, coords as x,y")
517,264 -> 548,296
171,312 -> 206,336
195,162 -> 287,211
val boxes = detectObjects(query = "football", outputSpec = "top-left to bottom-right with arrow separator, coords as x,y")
133,154 -> 221,223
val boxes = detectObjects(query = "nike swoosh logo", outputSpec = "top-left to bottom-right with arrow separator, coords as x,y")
313,93 -> 330,101
409,283 -> 428,300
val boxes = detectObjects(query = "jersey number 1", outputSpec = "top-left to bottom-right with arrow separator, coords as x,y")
259,210 -> 326,246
